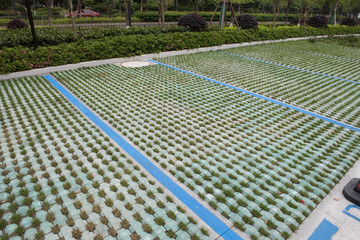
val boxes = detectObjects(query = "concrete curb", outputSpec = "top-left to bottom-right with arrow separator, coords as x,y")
1,34 -> 359,80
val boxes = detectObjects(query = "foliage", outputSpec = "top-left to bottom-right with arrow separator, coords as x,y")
308,16 -> 328,28
133,11 -> 298,22
0,25 -> 216,49
236,14 -> 258,29
178,13 -> 208,32
6,19 -> 28,29
1,25 -> 360,74
340,17 -> 357,26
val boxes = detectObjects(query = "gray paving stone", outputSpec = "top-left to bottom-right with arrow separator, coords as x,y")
20,217 -> 32,228
36,210 -> 47,222
40,221 -> 53,234
17,206 -> 29,216
117,229 -> 131,240
5,224 -> 17,235
44,233 -> 59,240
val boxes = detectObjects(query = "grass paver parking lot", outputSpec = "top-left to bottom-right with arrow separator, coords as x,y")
53,61 -> 360,239
1,37 -> 359,240
155,47 -> 360,128
0,77 -> 211,239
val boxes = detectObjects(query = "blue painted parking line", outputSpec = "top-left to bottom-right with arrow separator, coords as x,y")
149,60 -> 360,133
308,219 -> 338,240
343,204 -> 360,223
217,51 -> 360,85
44,75 -> 242,240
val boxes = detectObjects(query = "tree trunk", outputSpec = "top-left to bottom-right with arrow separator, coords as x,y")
285,0 -> 292,24
333,0 -> 339,26
119,0 -> 121,15
25,0 -> 38,49
238,5 -> 240,15
194,0 -> 198,12
158,0 -> 162,24
298,0 -> 305,26
145,0 -> 148,11
67,0 -> 76,35
50,0 -> 54,8
77,0 -> 82,18
201,0 -> 204,11
140,0 -> 143,11
46,0 -> 52,27
124,0 -> 130,26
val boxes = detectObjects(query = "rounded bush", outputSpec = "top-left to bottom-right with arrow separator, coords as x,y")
235,14 -> 258,30
340,17 -> 357,26
178,13 -> 208,32
6,19 -> 28,29
308,16 -> 328,28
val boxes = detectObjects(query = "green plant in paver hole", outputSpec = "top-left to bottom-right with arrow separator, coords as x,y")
142,223 -> 152,234
67,217 -> 75,227
72,228 -> 82,239
100,216 -> 108,225
15,226 -> 25,236
11,214 -> 21,224
105,198 -> 113,207
166,230 -> 177,238
86,222 -> 96,232
121,219 -> 130,229
154,217 -> 165,226
108,227 -> 117,237
178,222 -> 188,231
267,220 -> 276,229
68,191 -> 76,199
52,225 -> 61,234
0,219 -> 7,229
35,231 -> 45,239
74,201 -> 82,209
47,212 -> 55,222
80,210 -> 88,220
32,218 -> 40,227
112,208 -> 121,218
130,233 -> 140,240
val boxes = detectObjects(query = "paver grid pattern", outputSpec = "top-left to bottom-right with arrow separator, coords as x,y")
224,42 -> 360,82
156,48 -> 360,128
53,59 -> 360,240
0,77 -> 211,240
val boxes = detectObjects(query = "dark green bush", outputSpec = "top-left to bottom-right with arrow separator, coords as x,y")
308,16 -> 328,28
6,19 -> 28,29
1,25 -> 359,74
236,14 -> 258,29
341,17 -> 357,26
178,13 -> 208,32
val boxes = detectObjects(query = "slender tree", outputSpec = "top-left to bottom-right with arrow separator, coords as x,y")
46,0 -> 52,27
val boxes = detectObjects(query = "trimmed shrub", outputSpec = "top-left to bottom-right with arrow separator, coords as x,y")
6,19 -> 28,29
308,16 -> 328,28
1,25 -> 360,74
235,14 -> 258,29
341,18 -> 357,26
178,13 -> 208,32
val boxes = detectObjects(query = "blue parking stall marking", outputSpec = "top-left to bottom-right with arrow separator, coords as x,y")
308,219 -> 339,240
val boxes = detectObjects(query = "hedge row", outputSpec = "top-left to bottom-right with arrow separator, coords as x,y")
1,25 -> 359,74
0,25 -> 204,49
133,11 -> 298,22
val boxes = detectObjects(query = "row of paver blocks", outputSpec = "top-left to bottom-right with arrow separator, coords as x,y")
0,77 -> 211,240
54,63 -> 360,239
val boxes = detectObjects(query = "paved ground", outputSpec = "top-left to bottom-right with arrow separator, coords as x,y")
1,35 -> 359,240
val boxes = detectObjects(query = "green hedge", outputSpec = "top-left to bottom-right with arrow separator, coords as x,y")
133,11 -> 298,22
0,25 -> 212,49
1,25 -> 359,74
